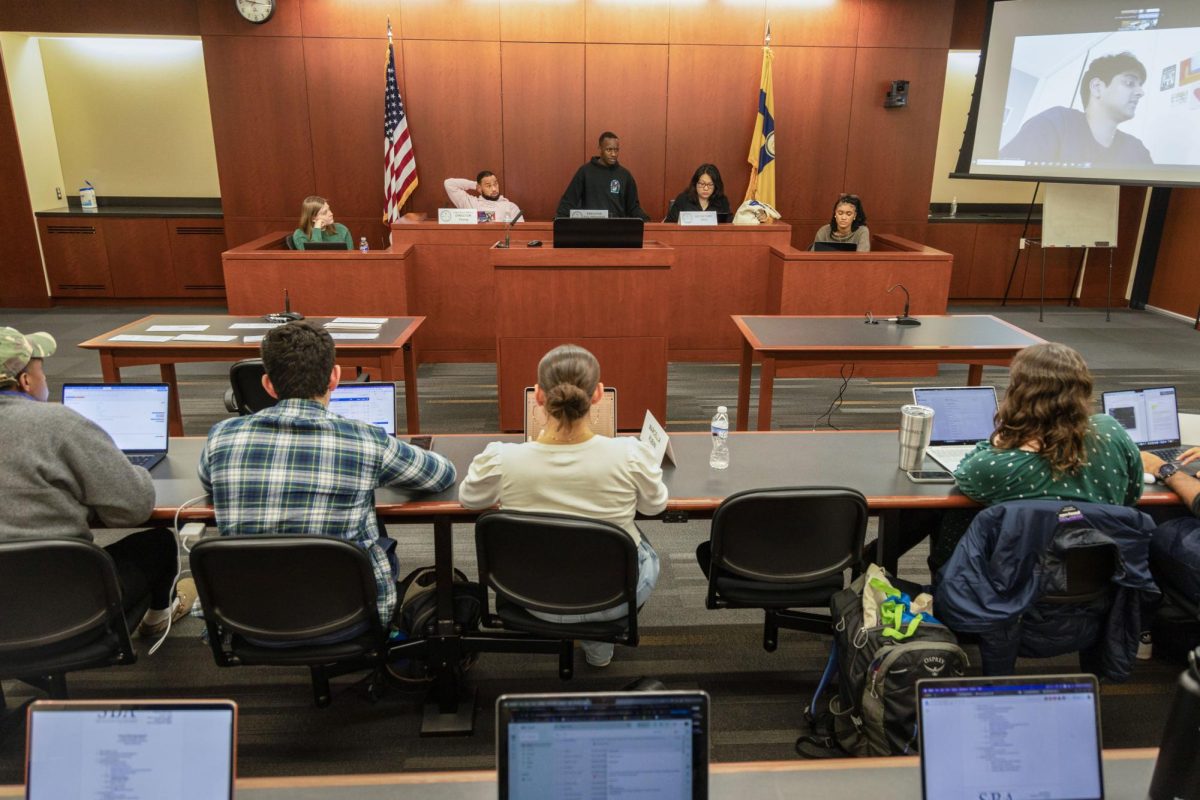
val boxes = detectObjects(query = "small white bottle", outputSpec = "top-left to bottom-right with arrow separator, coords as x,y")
359,236 -> 370,253
949,196 -> 958,218
709,406 -> 730,470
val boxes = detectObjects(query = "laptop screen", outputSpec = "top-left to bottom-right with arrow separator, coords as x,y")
918,676 -> 1103,800
26,700 -> 236,800
497,691 -> 709,800
1101,386 -> 1181,448
524,386 -> 617,441
329,382 -> 397,435
61,384 -> 170,453
912,386 -> 998,445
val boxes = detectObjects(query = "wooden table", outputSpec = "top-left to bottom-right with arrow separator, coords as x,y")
78,315 -> 424,436
733,314 -> 1045,431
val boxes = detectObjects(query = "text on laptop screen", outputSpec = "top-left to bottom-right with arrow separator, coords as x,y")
912,387 -> 998,444
920,678 -> 1102,800
328,382 -> 397,435
62,384 -> 169,452
501,694 -> 706,800
27,705 -> 234,800
1102,387 -> 1181,448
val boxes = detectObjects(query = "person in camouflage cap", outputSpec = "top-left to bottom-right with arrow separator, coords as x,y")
0,326 -> 57,401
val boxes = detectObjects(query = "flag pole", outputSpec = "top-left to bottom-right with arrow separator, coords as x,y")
764,19 -> 771,47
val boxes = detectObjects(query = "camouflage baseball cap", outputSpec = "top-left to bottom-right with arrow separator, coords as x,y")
0,327 -> 57,382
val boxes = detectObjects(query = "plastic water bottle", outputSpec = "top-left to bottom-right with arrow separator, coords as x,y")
709,406 -> 730,469
359,236 -> 369,253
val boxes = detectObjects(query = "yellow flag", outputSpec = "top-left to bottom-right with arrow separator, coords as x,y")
744,45 -> 776,209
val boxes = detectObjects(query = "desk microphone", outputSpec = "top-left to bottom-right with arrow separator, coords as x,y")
497,210 -> 525,249
265,289 -> 304,323
886,283 -> 921,326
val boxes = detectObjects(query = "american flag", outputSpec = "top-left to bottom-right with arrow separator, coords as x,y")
383,27 -> 417,224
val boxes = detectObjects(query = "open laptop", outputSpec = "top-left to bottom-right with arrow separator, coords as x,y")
912,386 -> 998,472
918,675 -> 1103,800
62,383 -> 170,470
301,240 -> 349,251
1102,386 -> 1198,468
329,381 -> 396,434
552,217 -> 644,248
497,691 -> 710,800
811,241 -> 858,252
524,386 -> 617,441
25,699 -> 237,800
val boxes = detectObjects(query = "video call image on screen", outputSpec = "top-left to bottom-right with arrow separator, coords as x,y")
969,0 -> 1200,184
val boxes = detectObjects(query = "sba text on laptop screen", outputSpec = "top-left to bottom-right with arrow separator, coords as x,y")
62,384 -> 169,452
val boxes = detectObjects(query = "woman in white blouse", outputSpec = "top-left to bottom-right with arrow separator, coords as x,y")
459,344 -> 668,667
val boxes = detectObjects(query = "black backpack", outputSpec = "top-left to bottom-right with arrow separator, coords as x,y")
387,565 -> 482,683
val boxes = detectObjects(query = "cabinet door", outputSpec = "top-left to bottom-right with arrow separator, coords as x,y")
38,218 -> 112,297
105,218 -> 178,297
168,219 -> 227,296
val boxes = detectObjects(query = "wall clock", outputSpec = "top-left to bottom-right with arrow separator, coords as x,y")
235,0 -> 276,24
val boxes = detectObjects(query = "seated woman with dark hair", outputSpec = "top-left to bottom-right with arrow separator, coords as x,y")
458,344 -> 668,668
292,195 -> 353,250
664,164 -> 731,222
812,194 -> 870,251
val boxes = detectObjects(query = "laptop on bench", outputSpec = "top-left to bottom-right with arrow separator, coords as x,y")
328,381 -> 397,435
912,386 -> 998,472
918,674 -> 1103,800
25,699 -> 237,800
61,383 -> 170,471
1102,386 -> 1199,470
524,386 -> 617,441
497,691 -> 710,799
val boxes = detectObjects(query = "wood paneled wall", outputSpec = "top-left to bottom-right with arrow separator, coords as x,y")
0,55 -> 50,307
1148,188 -> 1200,319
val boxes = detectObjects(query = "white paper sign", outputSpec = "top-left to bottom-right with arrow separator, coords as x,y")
147,324 -> 209,332
332,317 -> 388,324
568,209 -> 608,219
242,335 -> 265,344
324,322 -> 382,330
639,410 -> 676,466
438,208 -> 479,224
229,323 -> 281,330
679,211 -> 718,226
329,333 -> 381,341
108,334 -> 173,343
172,334 -> 238,342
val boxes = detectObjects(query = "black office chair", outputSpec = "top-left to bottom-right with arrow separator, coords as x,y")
474,510 -> 641,679
189,536 -> 388,707
0,539 -> 140,735
222,359 -> 276,415
284,233 -> 298,250
697,487 -> 868,651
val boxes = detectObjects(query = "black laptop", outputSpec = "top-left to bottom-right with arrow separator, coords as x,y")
1101,386 -> 1199,469
62,383 -> 170,470
552,217 -> 644,248
811,241 -> 858,252
302,241 -> 350,251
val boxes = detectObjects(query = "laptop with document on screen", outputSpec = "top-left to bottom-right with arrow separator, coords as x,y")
61,383 -> 170,470
918,675 -> 1103,800
496,691 -> 710,800
524,386 -> 616,441
25,699 -> 237,800
329,381 -> 397,435
1101,386 -> 1198,469
911,386 -> 998,472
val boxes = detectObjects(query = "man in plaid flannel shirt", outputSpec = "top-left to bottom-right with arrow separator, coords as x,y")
199,321 -> 456,627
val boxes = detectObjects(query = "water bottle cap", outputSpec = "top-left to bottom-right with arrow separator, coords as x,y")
717,405 -> 727,413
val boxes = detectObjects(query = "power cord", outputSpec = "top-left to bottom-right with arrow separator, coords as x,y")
813,364 -> 855,430
146,494 -> 209,656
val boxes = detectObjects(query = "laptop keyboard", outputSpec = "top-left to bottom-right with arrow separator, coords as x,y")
1151,446 -> 1186,461
127,454 -> 161,469
926,445 -> 976,471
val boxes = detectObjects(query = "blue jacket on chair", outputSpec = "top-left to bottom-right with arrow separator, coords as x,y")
933,500 -> 1159,681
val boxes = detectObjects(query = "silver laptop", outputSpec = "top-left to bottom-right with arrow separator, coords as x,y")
62,383 -> 170,470
329,381 -> 397,435
496,691 -> 710,799
25,699 -> 237,800
524,386 -> 617,441
918,675 -> 1103,800
1102,386 -> 1196,466
912,386 -> 998,472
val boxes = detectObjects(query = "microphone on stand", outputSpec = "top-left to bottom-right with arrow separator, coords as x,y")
887,283 -> 921,326
497,210 -> 525,249
265,289 -> 304,323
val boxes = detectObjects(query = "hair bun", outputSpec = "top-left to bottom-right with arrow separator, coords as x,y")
545,382 -> 591,423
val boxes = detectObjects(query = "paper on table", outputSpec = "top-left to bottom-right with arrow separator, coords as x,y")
332,317 -> 388,324
229,323 -> 282,330
324,322 -> 383,330
172,333 -> 238,342
329,333 -> 381,341
108,334 -> 174,343
146,324 -> 210,332
243,335 -> 265,344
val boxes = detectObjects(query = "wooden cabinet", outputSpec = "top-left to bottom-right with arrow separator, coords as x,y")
38,216 -> 226,300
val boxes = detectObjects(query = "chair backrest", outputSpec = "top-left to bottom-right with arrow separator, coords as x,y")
228,358 -> 277,416
189,536 -> 381,642
0,538 -> 133,659
709,487 -> 868,583
284,233 -> 298,250
1043,543 -> 1118,605
475,510 -> 639,617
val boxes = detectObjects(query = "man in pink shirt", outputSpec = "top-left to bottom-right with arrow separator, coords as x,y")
443,171 -> 522,222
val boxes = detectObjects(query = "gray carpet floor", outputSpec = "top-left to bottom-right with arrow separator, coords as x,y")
0,302 -> 1196,779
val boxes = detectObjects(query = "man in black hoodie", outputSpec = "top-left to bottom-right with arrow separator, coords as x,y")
556,132 -> 650,220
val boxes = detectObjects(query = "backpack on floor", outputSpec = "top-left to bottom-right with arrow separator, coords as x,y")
386,565 -> 482,683
812,567 -> 969,757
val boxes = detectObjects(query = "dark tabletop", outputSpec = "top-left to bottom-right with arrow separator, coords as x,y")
36,205 -> 223,218
83,315 -> 421,349
736,315 -> 1045,350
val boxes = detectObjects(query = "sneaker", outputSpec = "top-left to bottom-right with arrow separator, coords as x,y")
1136,631 -> 1153,661
137,578 -> 197,638
585,653 -> 613,668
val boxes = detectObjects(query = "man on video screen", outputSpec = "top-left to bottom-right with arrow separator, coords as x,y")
1000,52 -> 1153,166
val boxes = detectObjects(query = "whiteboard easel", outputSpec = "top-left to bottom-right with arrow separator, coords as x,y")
1032,184 -> 1120,323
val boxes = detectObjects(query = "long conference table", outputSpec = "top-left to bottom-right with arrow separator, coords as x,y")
0,750 -> 1161,798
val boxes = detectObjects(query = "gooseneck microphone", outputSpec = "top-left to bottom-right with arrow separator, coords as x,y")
887,283 -> 921,326
265,288 -> 304,323
497,210 -> 525,249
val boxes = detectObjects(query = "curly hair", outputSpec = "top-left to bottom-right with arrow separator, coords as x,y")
992,342 -> 1094,476
537,344 -> 600,424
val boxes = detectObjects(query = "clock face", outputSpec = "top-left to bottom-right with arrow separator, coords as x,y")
235,0 -> 276,24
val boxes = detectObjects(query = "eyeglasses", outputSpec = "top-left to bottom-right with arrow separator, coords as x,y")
696,182 -> 715,189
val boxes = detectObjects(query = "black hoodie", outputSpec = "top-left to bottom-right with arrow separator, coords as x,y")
555,157 -> 650,220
